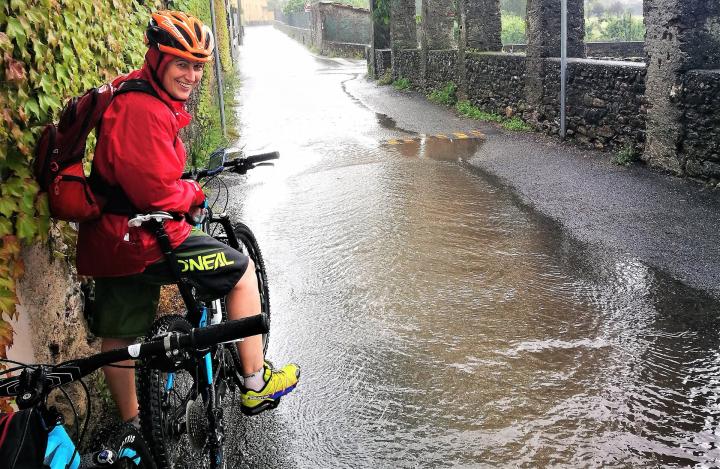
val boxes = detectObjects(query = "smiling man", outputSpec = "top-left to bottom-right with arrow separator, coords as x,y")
77,11 -> 299,427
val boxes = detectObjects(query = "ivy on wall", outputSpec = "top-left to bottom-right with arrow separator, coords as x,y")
0,0 -> 162,368
0,0 -> 237,372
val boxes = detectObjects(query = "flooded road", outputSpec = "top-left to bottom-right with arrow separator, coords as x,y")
222,26 -> 720,468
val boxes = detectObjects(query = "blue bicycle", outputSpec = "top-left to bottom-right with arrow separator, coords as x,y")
0,313 -> 269,469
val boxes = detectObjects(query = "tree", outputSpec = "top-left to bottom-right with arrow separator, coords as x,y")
588,0 -> 605,18
501,0 -> 526,17
607,1 -> 624,16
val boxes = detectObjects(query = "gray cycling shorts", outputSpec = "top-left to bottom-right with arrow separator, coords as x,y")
87,229 -> 249,339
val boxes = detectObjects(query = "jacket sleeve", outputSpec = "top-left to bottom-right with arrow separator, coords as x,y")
106,98 -> 204,214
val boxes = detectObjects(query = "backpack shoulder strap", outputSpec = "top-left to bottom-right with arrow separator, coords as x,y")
115,79 -> 160,100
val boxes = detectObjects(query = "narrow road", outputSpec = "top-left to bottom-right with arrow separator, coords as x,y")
218,26 -> 720,468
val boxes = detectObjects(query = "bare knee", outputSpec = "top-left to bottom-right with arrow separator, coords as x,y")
232,258 -> 257,290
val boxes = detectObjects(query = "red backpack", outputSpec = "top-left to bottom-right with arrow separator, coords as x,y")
33,79 -> 157,222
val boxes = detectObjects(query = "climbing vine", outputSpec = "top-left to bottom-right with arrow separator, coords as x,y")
0,0 -> 164,371
0,0 -> 238,380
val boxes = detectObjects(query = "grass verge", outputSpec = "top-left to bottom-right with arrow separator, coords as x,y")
456,100 -> 531,131
428,82 -> 457,106
612,145 -> 640,166
393,77 -> 411,90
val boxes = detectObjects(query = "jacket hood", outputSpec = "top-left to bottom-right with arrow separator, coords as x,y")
111,47 -> 192,128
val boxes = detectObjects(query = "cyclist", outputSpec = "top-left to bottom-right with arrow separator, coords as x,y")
76,10 -> 299,425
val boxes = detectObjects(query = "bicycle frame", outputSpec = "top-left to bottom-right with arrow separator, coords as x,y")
144,214 -> 239,467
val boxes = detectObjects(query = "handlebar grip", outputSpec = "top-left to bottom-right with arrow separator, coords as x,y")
246,152 -> 280,164
188,314 -> 270,349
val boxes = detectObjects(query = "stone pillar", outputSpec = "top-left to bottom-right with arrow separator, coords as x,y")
524,0 -> 584,124
390,0 -> 416,51
644,0 -> 720,174
465,0 -> 501,51
421,0 -> 455,50
369,0 -> 391,79
457,0 -> 468,100
525,0 -> 584,58
390,0 -> 417,80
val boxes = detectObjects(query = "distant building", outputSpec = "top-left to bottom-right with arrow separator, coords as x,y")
241,0 -> 275,25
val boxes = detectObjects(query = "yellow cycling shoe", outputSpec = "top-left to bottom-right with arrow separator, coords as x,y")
240,361 -> 300,416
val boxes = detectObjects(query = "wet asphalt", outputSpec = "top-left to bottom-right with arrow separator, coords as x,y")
349,75 -> 720,300
210,26 -> 720,468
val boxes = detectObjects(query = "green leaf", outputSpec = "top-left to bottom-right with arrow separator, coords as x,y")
9,0 -> 25,11
21,189 -> 35,213
15,212 -> 37,241
61,45 -> 74,63
0,296 -> 16,318
38,93 -> 61,113
25,97 -> 40,119
55,63 -> 70,86
1,177 -> 24,197
0,198 -> 18,217
5,17 -> 27,49
0,217 -> 12,237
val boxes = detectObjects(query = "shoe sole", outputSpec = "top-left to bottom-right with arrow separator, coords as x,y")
240,370 -> 300,417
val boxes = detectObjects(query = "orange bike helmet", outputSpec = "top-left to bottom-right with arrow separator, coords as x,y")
145,11 -> 214,62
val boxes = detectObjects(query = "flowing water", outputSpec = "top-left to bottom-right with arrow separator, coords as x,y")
217,26 -> 720,468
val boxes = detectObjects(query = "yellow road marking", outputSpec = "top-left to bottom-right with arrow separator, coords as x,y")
387,131 -> 484,145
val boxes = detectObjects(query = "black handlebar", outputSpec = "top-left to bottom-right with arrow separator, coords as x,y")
0,314 -> 269,399
234,151 -> 280,166
183,151 -> 280,181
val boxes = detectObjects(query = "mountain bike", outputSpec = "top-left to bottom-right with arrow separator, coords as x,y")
135,149 -> 280,469
0,314 -> 269,469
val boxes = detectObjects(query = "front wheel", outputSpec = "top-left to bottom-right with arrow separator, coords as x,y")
138,315 -> 222,469
208,220 -> 271,356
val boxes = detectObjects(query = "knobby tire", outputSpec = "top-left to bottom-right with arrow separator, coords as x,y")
137,315 -> 203,469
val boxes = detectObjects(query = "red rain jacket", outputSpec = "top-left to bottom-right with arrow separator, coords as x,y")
76,58 -> 204,277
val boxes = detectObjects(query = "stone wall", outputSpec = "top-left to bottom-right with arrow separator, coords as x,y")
275,11 -> 311,29
394,49 -> 422,85
425,50 -> 458,92
682,69 -> 720,181
319,2 -> 370,44
273,21 -> 312,46
375,49 -> 392,78
586,41 -> 645,59
372,0 -> 720,184
502,42 -> 645,60
466,52 -> 526,115
388,49 -> 646,153
523,59 -> 646,151
322,40 -> 367,58
275,2 -> 370,58
565,59 -> 647,151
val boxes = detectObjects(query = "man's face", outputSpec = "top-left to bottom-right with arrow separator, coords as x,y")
162,58 -> 204,100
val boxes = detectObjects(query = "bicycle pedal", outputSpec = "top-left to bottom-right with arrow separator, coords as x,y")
185,397 -> 208,449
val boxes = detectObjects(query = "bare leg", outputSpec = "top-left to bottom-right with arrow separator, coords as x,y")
226,258 -> 264,375
101,337 -> 138,422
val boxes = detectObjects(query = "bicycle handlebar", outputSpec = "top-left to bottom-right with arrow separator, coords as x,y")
182,151 -> 280,181
0,314 -> 269,399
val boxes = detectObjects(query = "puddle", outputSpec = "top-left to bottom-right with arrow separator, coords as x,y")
376,113 -> 399,131
386,134 -> 485,161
